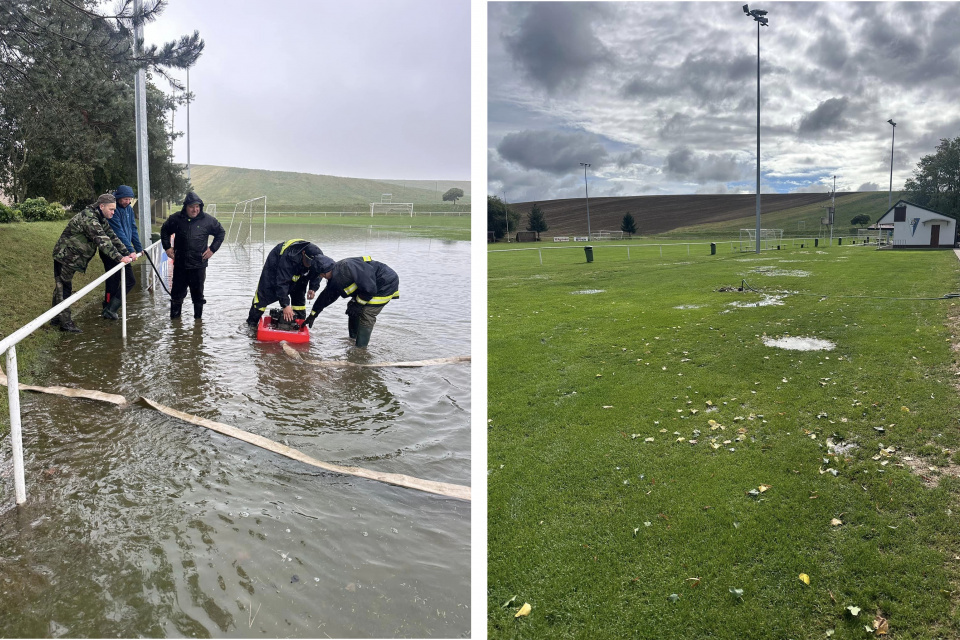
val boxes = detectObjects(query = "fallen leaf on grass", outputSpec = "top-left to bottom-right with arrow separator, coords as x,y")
501,595 -> 516,608
873,613 -> 889,635
729,587 -> 744,599
830,518 -> 843,526
686,577 -> 701,588
602,405 -> 613,409
515,603 -> 531,618
825,630 -> 834,637
758,484 -> 772,493
901,406 -> 910,412
799,573 -> 810,585
846,605 -> 861,616
644,437 -> 655,443
667,593 -> 680,603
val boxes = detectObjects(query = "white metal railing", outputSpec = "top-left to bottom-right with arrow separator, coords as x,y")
2,239 -> 161,505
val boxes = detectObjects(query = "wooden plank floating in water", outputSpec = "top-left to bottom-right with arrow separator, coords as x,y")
135,397 -> 471,502
280,341 -> 470,368
0,369 -> 128,405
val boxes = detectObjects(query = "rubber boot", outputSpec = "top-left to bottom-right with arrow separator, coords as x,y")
246,306 -> 263,327
194,303 -> 204,319
348,315 -> 360,340
355,325 -> 373,348
102,297 -> 121,320
170,300 -> 183,319
60,319 -> 82,333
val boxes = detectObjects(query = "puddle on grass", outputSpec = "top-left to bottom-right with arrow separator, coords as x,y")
762,336 -> 836,351
726,295 -> 785,309
674,304 -> 705,310
571,289 -> 605,295
751,266 -> 811,277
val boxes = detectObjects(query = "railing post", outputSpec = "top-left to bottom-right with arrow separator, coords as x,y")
6,346 -> 26,504
121,266 -> 127,338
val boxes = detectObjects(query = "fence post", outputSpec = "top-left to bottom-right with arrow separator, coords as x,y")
6,346 -> 26,504
121,267 -> 127,338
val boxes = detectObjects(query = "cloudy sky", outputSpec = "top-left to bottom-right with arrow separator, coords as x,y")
488,2 -> 960,202
145,0 -> 470,180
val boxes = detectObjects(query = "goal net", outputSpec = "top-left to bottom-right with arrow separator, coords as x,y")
590,230 -> 623,241
370,202 -> 414,217
739,228 -> 783,252
225,196 -> 267,246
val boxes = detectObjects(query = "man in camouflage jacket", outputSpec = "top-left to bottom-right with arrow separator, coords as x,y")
50,194 -> 136,332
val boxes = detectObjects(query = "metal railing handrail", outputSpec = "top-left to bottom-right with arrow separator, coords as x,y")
3,239 -> 162,505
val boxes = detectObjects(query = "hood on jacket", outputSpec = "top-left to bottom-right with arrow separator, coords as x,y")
114,185 -> 135,199
313,255 -> 336,274
181,191 -> 204,215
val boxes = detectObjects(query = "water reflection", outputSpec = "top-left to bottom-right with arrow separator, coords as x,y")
0,225 -> 470,638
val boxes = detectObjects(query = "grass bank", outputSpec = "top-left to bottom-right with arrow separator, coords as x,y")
489,243 -> 960,638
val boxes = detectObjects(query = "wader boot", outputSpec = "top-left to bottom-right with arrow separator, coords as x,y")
355,325 -> 373,348
102,297 -> 121,320
246,306 -> 263,327
348,315 -> 360,340
194,298 -> 206,319
170,300 -> 183,319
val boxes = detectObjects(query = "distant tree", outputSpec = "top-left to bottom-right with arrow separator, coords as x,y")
903,136 -> 960,219
621,212 -> 637,237
850,214 -> 871,227
527,203 -> 548,233
442,187 -> 464,204
488,195 -> 519,240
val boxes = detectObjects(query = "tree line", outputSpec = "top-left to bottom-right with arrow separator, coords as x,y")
0,0 -> 203,210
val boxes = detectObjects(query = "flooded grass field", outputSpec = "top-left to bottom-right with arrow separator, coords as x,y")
0,225 -> 471,638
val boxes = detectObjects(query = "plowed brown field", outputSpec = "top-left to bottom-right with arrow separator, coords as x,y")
511,193 -> 833,237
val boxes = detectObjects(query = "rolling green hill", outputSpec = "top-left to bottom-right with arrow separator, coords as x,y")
186,165 -> 470,208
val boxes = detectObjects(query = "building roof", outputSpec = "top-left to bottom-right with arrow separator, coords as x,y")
876,199 -> 955,224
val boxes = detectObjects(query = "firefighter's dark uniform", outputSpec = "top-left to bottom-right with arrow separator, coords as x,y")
160,192 -> 225,319
245,239 -> 331,326
305,256 -> 399,347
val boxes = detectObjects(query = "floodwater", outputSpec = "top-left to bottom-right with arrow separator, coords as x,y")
0,225 -> 471,638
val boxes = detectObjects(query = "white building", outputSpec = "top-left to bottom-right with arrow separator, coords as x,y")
875,200 -> 956,249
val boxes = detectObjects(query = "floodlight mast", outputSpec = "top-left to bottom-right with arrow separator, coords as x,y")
887,119 -> 897,207
580,162 -> 592,239
744,5 -> 768,253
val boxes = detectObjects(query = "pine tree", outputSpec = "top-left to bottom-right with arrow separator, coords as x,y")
527,203 -> 548,233
621,212 -> 638,237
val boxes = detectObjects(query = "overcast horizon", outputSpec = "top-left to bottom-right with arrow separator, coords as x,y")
145,0 -> 470,181
488,2 -> 960,202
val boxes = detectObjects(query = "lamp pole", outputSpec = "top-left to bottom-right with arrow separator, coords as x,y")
580,162 -> 591,240
830,175 -> 836,245
887,119 -> 896,207
744,5 -> 768,254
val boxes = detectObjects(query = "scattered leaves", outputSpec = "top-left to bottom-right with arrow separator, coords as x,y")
846,605 -> 861,617
729,587 -> 744,599
501,595 -> 517,608
515,603 -> 531,618
667,593 -> 680,603
758,484 -> 772,493
830,518 -> 843,527
873,613 -> 889,635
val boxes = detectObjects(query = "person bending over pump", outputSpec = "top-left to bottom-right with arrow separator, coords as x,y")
50,194 -> 137,333
304,256 -> 399,348
160,191 -> 225,320
246,240 -> 335,327
99,184 -> 143,320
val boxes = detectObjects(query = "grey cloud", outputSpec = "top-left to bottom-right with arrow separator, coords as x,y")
798,97 -> 849,136
658,112 -> 692,140
858,182 -> 879,191
503,3 -> 613,95
664,147 -> 743,183
496,130 -> 610,175
616,149 -> 644,169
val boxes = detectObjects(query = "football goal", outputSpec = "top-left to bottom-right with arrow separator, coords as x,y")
590,230 -> 623,241
370,193 -> 413,217
225,196 -> 267,247
739,228 -> 784,252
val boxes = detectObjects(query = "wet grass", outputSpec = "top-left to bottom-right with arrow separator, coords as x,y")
488,244 -> 960,638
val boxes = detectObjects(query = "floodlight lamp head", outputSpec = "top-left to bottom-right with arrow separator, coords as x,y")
743,4 -> 750,14
887,119 -> 896,127
759,16 -> 769,25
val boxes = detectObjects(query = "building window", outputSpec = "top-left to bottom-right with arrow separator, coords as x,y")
894,206 -> 906,222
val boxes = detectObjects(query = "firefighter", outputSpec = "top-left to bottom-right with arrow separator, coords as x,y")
160,191 -> 225,320
50,194 -> 137,333
303,256 -> 399,348
246,239 -> 335,327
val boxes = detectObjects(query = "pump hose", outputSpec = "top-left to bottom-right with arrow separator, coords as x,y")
141,249 -> 172,296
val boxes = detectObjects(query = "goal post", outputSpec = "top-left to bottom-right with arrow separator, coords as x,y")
370,202 -> 414,217
739,228 -> 783,252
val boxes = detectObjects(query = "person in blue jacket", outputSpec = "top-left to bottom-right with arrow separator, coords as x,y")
99,184 -> 143,319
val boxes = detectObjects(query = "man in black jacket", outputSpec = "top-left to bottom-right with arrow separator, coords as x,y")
160,192 -> 225,320
245,239 -> 335,327
303,256 -> 399,347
